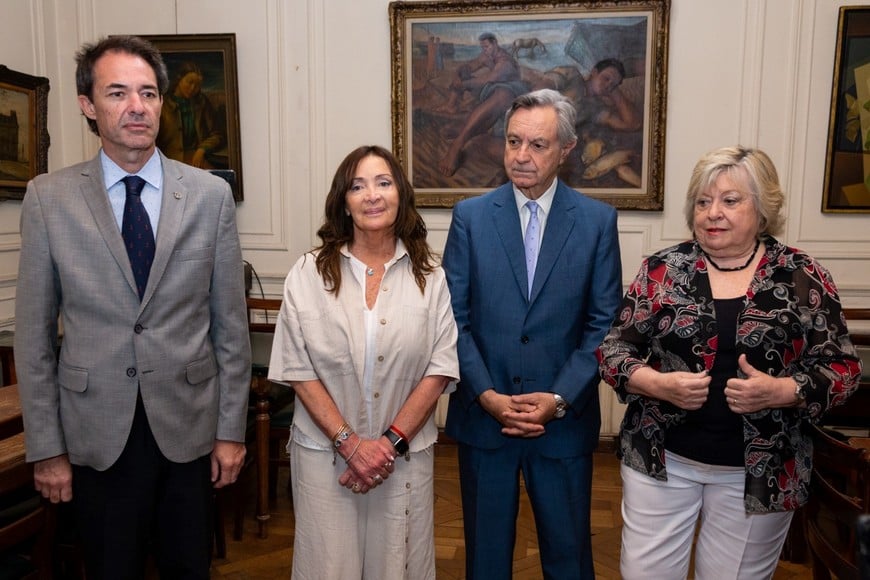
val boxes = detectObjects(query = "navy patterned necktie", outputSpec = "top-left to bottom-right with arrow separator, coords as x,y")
122,175 -> 155,300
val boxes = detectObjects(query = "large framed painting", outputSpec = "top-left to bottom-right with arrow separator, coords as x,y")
139,33 -> 244,201
823,6 -> 870,213
0,65 -> 50,201
389,0 -> 670,209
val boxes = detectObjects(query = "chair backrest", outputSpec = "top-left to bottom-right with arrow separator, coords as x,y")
843,308 -> 870,347
0,433 -> 54,578
247,297 -> 282,371
806,423 -> 870,580
247,297 -> 281,334
826,309 -> 870,429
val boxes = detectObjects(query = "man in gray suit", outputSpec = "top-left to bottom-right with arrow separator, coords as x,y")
14,35 -> 250,578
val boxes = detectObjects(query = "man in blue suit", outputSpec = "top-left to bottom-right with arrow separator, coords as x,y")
442,88 -> 622,579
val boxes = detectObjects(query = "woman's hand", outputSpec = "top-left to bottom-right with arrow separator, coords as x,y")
628,365 -> 711,410
340,437 -> 396,491
725,354 -> 798,413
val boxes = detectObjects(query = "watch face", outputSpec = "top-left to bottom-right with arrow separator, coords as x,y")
553,394 -> 567,418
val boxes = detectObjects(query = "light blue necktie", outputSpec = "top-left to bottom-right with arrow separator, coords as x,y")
524,200 -> 540,298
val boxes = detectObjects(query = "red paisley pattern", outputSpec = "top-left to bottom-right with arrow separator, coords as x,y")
596,236 -> 863,513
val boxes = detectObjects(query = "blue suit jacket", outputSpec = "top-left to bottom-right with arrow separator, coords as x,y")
442,181 -> 622,457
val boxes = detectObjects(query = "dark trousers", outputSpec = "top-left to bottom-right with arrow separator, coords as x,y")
458,440 -> 594,580
71,397 -> 213,580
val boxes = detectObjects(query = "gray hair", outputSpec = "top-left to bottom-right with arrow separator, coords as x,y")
684,145 -> 785,237
504,89 -> 577,146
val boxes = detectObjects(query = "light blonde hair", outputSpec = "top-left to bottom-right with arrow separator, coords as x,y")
683,146 -> 785,237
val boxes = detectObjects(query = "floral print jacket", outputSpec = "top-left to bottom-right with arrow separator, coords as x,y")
597,236 -> 862,513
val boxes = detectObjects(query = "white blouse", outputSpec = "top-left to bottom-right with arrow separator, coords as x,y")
268,240 -> 459,452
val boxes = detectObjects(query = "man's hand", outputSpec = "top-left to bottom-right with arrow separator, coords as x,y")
34,454 -> 73,503
479,389 -> 546,438
211,440 -> 246,488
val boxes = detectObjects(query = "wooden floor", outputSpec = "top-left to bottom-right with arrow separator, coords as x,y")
212,444 -> 814,579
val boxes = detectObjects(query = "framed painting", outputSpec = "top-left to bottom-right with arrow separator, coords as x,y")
823,6 -> 870,213
139,33 -> 244,201
389,0 -> 670,210
0,65 -> 50,201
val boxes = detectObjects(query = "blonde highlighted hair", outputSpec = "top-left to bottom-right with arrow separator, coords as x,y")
683,146 -> 785,237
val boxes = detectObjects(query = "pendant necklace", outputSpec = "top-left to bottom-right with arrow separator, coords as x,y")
704,239 -> 761,272
366,267 -> 375,277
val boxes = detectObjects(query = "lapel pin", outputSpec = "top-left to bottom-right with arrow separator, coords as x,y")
173,192 -> 182,200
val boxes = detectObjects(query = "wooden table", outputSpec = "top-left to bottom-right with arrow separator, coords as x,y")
0,431 -> 26,470
849,437 -> 870,452
0,384 -> 22,439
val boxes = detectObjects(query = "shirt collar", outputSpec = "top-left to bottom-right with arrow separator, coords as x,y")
513,178 -> 557,216
340,238 -> 409,266
100,149 -> 163,191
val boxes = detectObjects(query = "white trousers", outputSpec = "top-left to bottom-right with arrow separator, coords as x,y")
289,441 -> 436,580
620,451 -> 793,580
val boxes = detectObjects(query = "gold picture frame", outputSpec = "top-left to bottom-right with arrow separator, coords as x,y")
389,0 -> 670,209
139,33 -> 244,201
822,6 -> 870,213
0,65 -> 50,201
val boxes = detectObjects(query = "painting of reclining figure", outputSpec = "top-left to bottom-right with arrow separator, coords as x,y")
390,0 -> 670,210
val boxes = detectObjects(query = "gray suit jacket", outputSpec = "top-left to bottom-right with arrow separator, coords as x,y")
15,151 -> 251,470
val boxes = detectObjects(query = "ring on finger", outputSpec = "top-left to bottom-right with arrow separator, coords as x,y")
373,474 -> 383,484
352,483 -> 361,492
385,461 -> 393,468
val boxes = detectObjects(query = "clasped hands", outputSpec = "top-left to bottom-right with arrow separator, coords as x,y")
479,389 -> 559,438
655,354 -> 794,414
338,435 -> 396,495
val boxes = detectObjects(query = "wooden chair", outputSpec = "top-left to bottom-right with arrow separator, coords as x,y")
825,309 -> 870,430
805,423 -> 870,580
229,297 -> 294,540
0,434 -> 54,580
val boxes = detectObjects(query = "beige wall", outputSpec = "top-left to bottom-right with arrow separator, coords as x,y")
3,0 -> 870,433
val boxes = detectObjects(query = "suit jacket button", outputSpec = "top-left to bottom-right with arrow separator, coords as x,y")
126,367 -> 137,377
134,324 -> 143,334
513,376 -> 521,384
520,336 -> 529,344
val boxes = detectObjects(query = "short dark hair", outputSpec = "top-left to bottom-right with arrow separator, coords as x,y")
593,58 -> 626,81
478,32 -> 497,43
75,35 -> 168,136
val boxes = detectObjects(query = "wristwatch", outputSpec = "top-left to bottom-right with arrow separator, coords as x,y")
383,427 -> 409,454
552,393 -> 567,419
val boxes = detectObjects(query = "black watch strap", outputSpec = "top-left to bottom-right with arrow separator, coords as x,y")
383,428 -> 409,454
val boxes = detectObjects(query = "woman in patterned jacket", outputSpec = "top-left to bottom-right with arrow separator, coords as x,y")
597,146 -> 862,580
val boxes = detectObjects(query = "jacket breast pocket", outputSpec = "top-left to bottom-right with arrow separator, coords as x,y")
172,246 -> 213,262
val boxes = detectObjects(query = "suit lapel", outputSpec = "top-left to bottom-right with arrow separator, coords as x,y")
529,183 -> 575,304
78,158 -> 141,299
491,186 -> 529,300
142,154 -> 187,307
